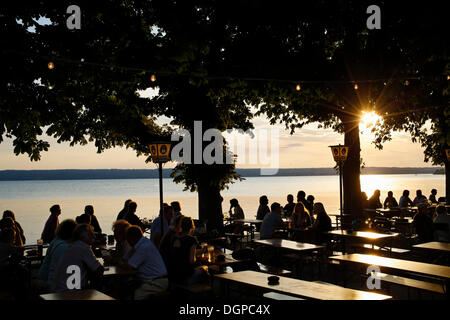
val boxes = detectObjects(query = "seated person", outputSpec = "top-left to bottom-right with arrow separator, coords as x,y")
413,190 -> 428,207
367,190 -> 382,209
224,199 -> 245,235
117,225 -> 168,300
0,217 -> 24,247
383,191 -> 399,209
433,205 -> 450,242
150,203 -> 173,248
292,202 -> 312,230
429,189 -> 438,204
167,217 -> 209,285
260,202 -> 283,240
412,205 -> 434,243
399,190 -> 413,207
52,224 -> 104,292
170,201 -> 183,226
311,203 -> 332,243
75,213 -> 91,225
283,194 -> 295,217
159,214 -> 184,268
256,196 -> 270,220
117,199 -> 132,221
84,205 -> 102,234
102,219 -> 132,266
3,210 -> 26,245
123,201 -> 145,231
38,219 -> 77,287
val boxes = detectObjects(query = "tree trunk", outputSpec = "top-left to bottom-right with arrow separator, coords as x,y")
197,171 -> 224,234
342,116 -> 362,227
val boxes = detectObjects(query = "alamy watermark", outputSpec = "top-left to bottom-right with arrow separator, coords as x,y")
66,265 -> 81,289
366,265 -> 381,290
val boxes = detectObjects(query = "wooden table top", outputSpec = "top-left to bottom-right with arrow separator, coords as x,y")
215,270 -> 391,300
102,265 -> 138,278
40,289 -> 116,300
325,230 -> 399,240
413,242 -> 450,253
330,253 -> 450,280
233,219 -> 263,224
254,239 -> 324,252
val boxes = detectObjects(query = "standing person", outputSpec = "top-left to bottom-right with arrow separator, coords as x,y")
167,217 -> 209,285
150,204 -> 173,248
383,191 -> 399,209
117,225 -> 168,299
413,190 -> 428,207
260,202 -> 283,240
38,219 -> 77,288
117,199 -> 132,221
123,201 -> 145,231
84,205 -> 102,234
429,189 -> 438,204
283,194 -> 295,217
367,190 -> 382,209
52,224 -> 104,292
399,190 -> 413,207
41,204 -> 61,244
2,210 -> 25,245
256,196 -> 270,220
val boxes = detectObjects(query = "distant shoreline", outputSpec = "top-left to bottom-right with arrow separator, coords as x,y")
0,167 -> 443,181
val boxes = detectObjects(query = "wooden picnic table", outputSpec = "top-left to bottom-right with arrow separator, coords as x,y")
325,230 -> 399,254
39,289 -> 116,300
215,270 -> 391,300
254,239 -> 324,252
330,253 -> 450,281
413,242 -> 450,253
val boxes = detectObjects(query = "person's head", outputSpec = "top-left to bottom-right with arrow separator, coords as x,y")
125,225 -> 143,247
287,194 -> 294,204
2,210 -> 16,221
50,204 -> 61,216
388,191 -> 393,198
297,191 -> 306,201
259,196 -> 268,206
373,190 -> 381,198
124,199 -> 132,209
170,201 -> 181,212
416,190 -> 422,197
270,202 -> 282,214
72,224 -> 95,245
180,216 -> 195,235
0,228 -> 15,245
112,219 -> 131,242
230,198 -> 239,208
128,201 -> 137,214
55,219 -> 77,241
0,217 -> 15,230
84,205 -> 94,216
435,205 -> 447,216
361,192 -> 367,200
431,189 -> 437,195
307,195 -> 315,203
313,202 -> 327,217
76,213 -> 91,225
403,190 -> 409,197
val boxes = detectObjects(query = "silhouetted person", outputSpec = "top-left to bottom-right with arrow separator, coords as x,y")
256,195 -> 270,220
150,203 -> 173,247
312,203 -> 332,243
413,190 -> 428,207
76,213 -> 91,225
306,195 -> 315,217
283,194 -> 295,217
3,210 -> 25,245
367,190 -> 382,209
0,216 -> 23,247
399,190 -> 413,207
429,189 -> 438,204
260,202 -> 283,240
383,191 -> 398,209
413,205 -> 434,242
84,205 -> 102,233
170,201 -> 182,226
123,201 -> 144,231
117,199 -> 132,221
297,191 -> 311,212
41,205 -> 61,244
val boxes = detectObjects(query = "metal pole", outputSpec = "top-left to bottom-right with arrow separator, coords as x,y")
339,160 -> 343,230
159,162 -> 164,236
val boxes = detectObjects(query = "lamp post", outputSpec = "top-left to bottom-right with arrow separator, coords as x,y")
329,144 -> 349,230
149,142 -> 172,236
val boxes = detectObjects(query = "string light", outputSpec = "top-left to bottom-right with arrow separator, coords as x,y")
296,83 -> 301,91
354,83 -> 358,90
47,62 -> 55,70
447,75 -> 450,80
150,74 -> 156,82
404,80 -> 409,86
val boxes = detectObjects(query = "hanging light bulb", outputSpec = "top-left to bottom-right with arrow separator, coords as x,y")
296,83 -> 301,91
404,80 -> 410,86
447,75 -> 450,80
354,83 -> 358,90
47,62 -> 55,70
150,74 -> 156,82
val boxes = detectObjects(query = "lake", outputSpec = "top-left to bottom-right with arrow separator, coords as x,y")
0,174 -> 444,244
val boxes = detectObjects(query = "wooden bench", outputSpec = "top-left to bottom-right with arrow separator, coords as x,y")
367,272 -> 445,295
263,291 -> 304,300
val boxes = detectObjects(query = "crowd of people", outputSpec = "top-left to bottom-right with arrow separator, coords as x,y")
0,187 -> 448,300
